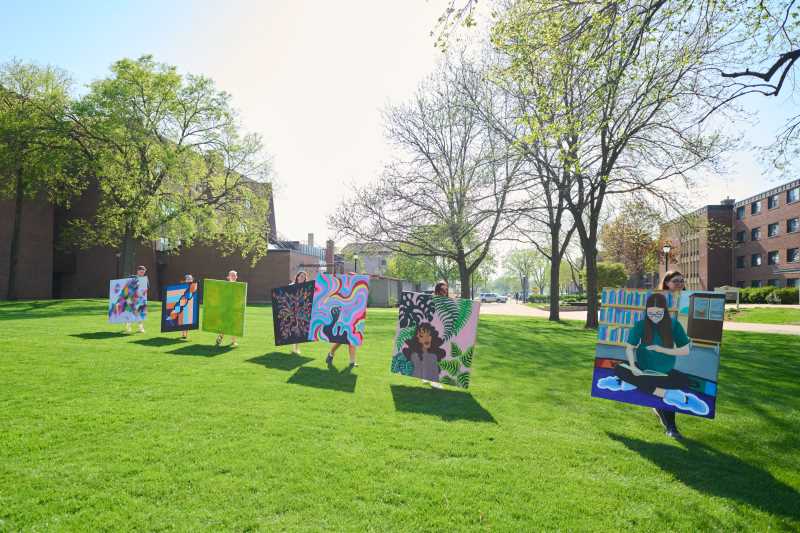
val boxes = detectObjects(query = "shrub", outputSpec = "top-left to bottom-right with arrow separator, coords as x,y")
739,287 -> 776,303
528,295 -> 550,303
770,288 -> 799,304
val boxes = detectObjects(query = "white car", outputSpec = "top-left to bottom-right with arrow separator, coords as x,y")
479,292 -> 507,303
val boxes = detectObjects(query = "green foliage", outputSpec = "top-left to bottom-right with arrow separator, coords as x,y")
390,353 -> 415,376
739,287 -> 798,304
437,358 -> 460,376
600,202 -> 661,276
583,262 -> 628,289
68,55 -> 271,267
0,60 -> 86,205
394,325 -> 417,351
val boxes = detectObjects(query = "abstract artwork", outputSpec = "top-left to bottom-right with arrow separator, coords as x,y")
201,279 -> 247,337
271,281 -> 314,345
390,292 -> 481,389
108,276 -> 148,324
590,288 -> 724,419
308,273 -> 369,346
161,282 -> 200,332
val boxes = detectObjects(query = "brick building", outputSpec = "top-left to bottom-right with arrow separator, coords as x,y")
660,179 -> 800,290
1,183 -> 327,302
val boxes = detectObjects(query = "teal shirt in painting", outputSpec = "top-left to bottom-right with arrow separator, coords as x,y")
627,316 -> 690,373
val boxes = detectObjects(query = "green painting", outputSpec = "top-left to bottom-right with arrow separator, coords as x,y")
202,279 -> 247,337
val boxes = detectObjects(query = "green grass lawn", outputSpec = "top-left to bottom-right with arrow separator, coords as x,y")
726,306 -> 800,325
1,299 -> 799,531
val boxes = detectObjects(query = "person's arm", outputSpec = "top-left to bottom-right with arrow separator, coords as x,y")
647,318 -> 691,356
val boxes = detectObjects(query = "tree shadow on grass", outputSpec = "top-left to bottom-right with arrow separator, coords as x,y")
247,352 -> 313,371
167,345 -> 232,357
131,337 -> 184,347
287,366 -> 357,393
390,384 -> 497,424
607,432 -> 800,520
1,300 -> 108,321
70,332 -> 129,340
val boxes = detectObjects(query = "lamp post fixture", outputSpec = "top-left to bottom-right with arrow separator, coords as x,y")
353,254 -> 359,274
662,242 -> 673,272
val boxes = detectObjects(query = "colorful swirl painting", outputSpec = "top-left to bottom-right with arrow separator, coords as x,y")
161,282 -> 200,332
308,274 -> 369,346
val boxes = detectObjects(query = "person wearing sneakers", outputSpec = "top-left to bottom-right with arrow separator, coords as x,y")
215,270 -> 240,348
125,265 -> 148,334
290,270 -> 309,355
325,272 -> 361,369
653,270 -> 688,437
180,273 -> 195,340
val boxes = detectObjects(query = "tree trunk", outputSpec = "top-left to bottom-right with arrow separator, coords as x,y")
583,240 -> 599,329
548,232 -> 562,321
6,166 -> 25,300
457,260 -> 470,300
119,227 -> 137,277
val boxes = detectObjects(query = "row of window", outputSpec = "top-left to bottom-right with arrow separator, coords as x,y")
735,186 -> 800,220
738,279 -> 798,288
736,248 -> 800,268
736,218 -> 800,242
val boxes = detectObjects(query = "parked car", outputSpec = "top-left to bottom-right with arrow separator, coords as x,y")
479,292 -> 507,303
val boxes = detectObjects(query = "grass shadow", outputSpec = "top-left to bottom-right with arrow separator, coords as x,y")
131,337 -> 184,347
390,384 -> 497,424
70,331 -> 129,340
287,366 -> 357,393
167,345 -> 232,357
1,299 -> 108,321
607,432 -> 800,520
247,352 -> 313,371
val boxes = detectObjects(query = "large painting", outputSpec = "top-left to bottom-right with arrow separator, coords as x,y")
590,288 -> 724,419
308,274 -> 369,346
272,281 -> 314,345
161,282 -> 200,332
390,292 -> 481,389
201,279 -> 247,337
108,276 -> 148,324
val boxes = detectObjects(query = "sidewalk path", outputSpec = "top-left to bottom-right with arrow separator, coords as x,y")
480,301 -> 800,336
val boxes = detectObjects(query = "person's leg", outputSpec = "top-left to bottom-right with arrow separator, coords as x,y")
292,343 -> 300,354
125,321 -> 132,333
231,336 -> 238,347
326,343 -> 340,365
348,345 -> 357,367
138,320 -> 145,333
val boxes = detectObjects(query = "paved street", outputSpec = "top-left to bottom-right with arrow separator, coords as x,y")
479,301 -> 800,336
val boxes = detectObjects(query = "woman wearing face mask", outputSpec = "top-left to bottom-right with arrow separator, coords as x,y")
613,292 -> 693,438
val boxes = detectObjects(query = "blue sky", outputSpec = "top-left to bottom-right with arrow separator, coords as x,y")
2,0 -> 797,244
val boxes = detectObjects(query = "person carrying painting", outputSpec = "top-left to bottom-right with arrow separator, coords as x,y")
325,272 -> 361,369
124,265 -> 148,334
215,270 -> 240,348
613,290 -> 693,439
290,270 -> 309,355
419,279 -> 451,389
180,273 -> 195,340
652,271 -> 687,436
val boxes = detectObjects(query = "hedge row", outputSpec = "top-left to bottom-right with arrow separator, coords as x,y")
527,287 -> 798,305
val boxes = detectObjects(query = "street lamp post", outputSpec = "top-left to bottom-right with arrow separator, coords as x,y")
662,242 -> 673,273
353,254 -> 359,274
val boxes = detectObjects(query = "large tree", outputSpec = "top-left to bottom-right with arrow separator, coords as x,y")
330,57 -> 526,299
493,1 -> 728,327
66,56 -> 272,276
0,61 -> 86,299
599,201 -> 661,287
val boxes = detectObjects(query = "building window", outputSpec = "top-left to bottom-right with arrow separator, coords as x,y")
736,230 -> 745,243
787,279 -> 798,288
736,255 -> 745,269
788,218 -> 799,233
736,280 -> 745,288
751,254 -> 762,267
788,187 -> 800,204
736,206 -> 745,220
767,279 -> 778,286
751,227 -> 761,241
768,194 -> 779,209
768,251 -> 779,265
751,280 -> 763,288
789,248 -> 800,263
751,200 -> 762,215
768,223 -> 779,237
